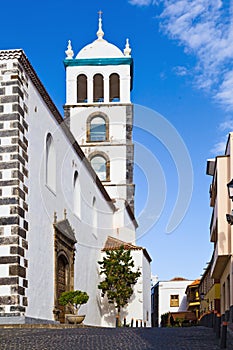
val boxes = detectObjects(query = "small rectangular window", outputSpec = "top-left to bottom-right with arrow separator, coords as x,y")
170,294 -> 179,307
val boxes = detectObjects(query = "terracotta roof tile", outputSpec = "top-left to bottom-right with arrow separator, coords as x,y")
170,277 -> 188,281
190,279 -> 200,286
102,236 -> 152,262
103,236 -> 141,251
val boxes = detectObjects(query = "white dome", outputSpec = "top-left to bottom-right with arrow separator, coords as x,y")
76,38 -> 124,59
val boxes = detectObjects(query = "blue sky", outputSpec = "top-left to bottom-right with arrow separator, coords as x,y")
2,0 -> 232,281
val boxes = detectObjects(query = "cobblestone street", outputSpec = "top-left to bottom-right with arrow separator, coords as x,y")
0,326 -> 233,350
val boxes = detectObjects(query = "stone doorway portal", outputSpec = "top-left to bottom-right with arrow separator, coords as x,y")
53,211 -> 77,323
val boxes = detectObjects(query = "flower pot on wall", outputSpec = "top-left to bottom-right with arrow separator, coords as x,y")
65,314 -> 85,324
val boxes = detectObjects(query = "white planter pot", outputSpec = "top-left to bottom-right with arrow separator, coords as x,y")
65,314 -> 85,324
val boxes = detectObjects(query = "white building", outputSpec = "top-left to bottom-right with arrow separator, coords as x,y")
151,277 -> 194,327
0,15 -> 151,326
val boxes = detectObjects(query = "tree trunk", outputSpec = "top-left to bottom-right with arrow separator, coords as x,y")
116,306 -> 121,327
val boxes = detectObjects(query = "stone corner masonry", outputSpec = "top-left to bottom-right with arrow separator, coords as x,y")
0,57 -> 29,320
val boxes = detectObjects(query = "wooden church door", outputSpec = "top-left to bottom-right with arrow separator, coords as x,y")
57,255 -> 68,323
53,214 -> 76,323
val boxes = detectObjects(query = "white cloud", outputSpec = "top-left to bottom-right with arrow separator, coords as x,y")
156,0 -> 233,153
210,138 -> 227,155
219,119 -> 233,131
129,0 -> 157,6
173,65 -> 189,76
215,71 -> 233,110
158,0 -> 233,110
130,0 -> 233,111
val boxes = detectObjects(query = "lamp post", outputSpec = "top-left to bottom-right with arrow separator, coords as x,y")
200,292 -> 205,301
226,180 -> 233,225
200,293 -> 209,303
227,179 -> 233,200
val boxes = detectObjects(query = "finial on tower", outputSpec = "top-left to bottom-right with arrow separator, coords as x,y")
97,10 -> 104,40
65,40 -> 74,59
124,38 -> 131,57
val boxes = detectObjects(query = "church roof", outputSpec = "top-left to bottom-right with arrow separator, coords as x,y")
103,236 -> 140,251
102,236 -> 152,263
76,14 -> 125,59
76,39 -> 124,59
0,49 -> 116,211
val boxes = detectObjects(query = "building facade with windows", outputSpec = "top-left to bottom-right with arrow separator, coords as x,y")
199,255 -> 220,319
151,277 -> 193,327
206,132 -> 233,323
185,279 -> 200,319
0,16 -> 151,326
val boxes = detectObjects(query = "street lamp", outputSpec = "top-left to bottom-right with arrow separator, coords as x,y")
200,292 -> 205,300
200,293 -> 209,302
227,179 -> 233,200
226,179 -> 233,225
226,213 -> 233,225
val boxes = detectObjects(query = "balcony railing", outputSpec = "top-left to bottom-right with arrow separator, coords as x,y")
210,245 -> 230,279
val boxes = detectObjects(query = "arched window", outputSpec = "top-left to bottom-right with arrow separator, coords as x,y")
77,74 -> 87,103
87,113 -> 109,142
93,74 -> 104,102
73,171 -> 81,217
90,116 -> 106,141
90,154 -> 110,181
109,73 -> 120,102
46,133 -> 56,192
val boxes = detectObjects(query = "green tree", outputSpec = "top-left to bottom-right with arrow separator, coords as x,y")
59,290 -> 89,314
98,245 -> 141,326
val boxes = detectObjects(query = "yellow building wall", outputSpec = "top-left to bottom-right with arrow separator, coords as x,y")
200,284 -> 220,315
206,283 -> 220,301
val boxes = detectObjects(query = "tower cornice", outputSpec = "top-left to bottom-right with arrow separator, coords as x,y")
63,57 -> 133,67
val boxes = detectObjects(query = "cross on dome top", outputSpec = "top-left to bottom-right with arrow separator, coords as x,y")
65,12 -> 132,59
96,10 -> 104,40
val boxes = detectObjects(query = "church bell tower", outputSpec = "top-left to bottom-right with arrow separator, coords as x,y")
64,13 -> 135,212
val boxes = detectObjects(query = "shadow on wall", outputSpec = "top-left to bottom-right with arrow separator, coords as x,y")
100,293 -> 137,327
179,295 -> 187,311
219,231 -> 227,255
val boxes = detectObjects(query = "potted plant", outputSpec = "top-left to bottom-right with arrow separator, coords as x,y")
59,290 -> 89,324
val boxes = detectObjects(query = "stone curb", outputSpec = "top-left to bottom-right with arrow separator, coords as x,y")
0,323 -> 88,329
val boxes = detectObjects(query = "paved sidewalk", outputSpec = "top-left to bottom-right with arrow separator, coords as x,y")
0,326 -> 233,350
227,323 -> 233,348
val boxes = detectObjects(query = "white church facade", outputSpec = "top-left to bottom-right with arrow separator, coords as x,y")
0,16 -> 151,327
